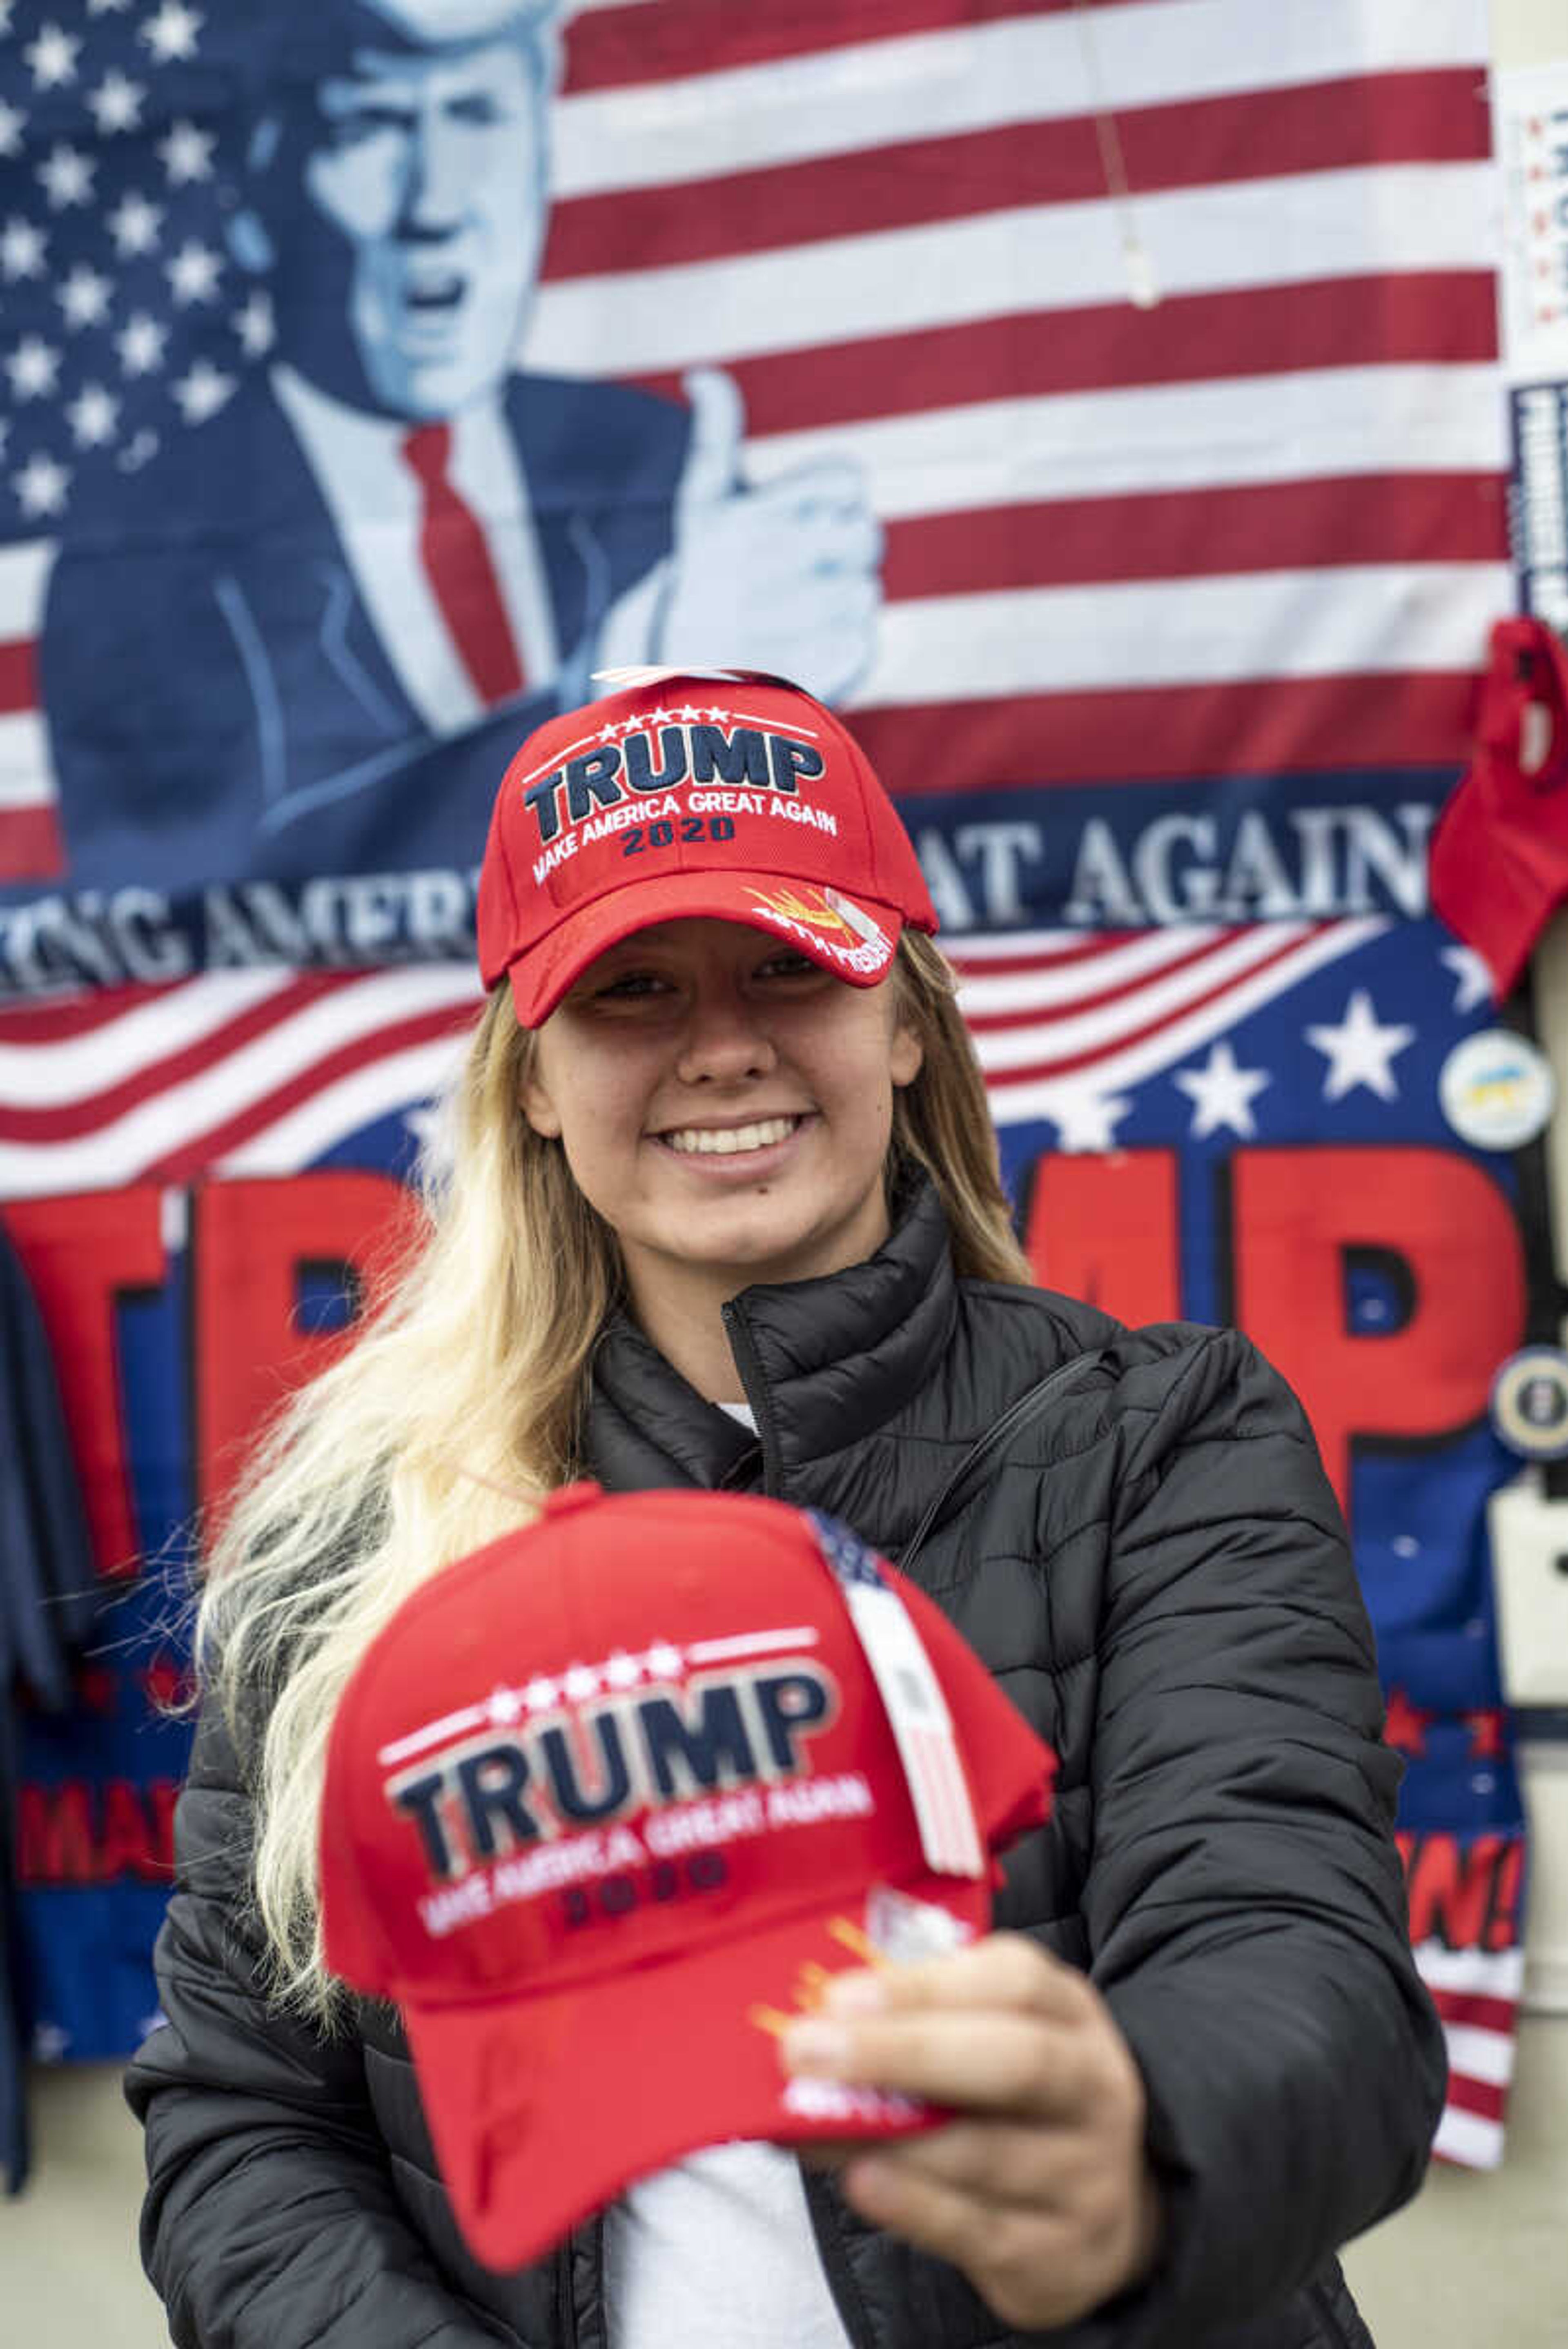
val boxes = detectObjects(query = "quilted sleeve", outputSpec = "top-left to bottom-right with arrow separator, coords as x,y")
1082,1326 -> 1445,2341
125,1699 -> 524,2349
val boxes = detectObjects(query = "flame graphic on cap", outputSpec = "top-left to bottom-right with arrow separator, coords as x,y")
748,1917 -> 885,2039
747,886 -> 854,935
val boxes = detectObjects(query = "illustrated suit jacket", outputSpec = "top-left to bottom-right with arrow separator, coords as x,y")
39,371 -> 692,896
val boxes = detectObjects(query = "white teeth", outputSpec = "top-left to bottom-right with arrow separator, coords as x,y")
663,1117 -> 799,1156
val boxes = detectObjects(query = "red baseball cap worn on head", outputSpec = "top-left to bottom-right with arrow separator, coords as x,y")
319,1484 -> 1054,2271
475,668 -> 939,1028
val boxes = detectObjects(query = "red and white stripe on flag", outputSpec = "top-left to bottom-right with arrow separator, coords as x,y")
1419,1941 -> 1526,2172
0,0 -> 1506,878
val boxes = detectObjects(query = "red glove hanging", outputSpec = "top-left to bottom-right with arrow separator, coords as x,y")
1428,617 -> 1568,999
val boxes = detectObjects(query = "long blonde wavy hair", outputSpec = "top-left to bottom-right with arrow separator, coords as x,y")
200,930 -> 1033,2014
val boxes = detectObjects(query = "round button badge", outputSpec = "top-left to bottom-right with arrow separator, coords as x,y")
1438,1029 -> 1557,1152
1490,1347 -> 1568,1461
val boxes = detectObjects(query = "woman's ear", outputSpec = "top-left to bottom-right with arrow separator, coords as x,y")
521,1072 -> 563,1139
890,1018 -> 924,1091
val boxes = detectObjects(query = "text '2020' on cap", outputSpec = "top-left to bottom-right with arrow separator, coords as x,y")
319,1481 -> 1054,2270
475,668 -> 939,1028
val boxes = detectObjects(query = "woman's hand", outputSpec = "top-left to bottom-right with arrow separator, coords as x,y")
782,1933 -> 1165,2333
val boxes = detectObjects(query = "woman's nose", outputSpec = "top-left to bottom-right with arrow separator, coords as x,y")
673,988 -> 778,1084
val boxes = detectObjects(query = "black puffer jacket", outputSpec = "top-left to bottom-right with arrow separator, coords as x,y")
127,1179 -> 1445,2349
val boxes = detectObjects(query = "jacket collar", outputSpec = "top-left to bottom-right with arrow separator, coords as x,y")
584,1172 -> 957,1496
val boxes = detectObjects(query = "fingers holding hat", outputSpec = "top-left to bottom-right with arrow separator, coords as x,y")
781,1933 -> 1114,2119
780,1931 -> 1163,2330
835,2134 -> 1162,2336
816,1926 -> 1097,2027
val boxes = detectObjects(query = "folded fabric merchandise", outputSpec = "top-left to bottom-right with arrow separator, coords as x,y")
1428,613 -> 1568,998
319,1482 -> 1056,2269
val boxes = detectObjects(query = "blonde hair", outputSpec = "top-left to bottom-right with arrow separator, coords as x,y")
891,931 -> 1034,1285
201,929 -> 1030,2013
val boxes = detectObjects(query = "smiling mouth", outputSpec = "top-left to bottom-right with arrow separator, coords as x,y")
401,275 -> 466,314
657,1115 -> 805,1158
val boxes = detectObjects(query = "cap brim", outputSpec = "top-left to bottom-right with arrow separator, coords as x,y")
397,1871 -> 988,2273
504,871 -> 905,1029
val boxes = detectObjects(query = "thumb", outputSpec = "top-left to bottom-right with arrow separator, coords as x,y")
676,365 -> 746,526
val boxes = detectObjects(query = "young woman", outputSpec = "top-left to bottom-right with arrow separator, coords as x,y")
128,670 -> 1445,2349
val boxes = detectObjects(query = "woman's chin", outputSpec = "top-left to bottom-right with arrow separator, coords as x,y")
663,1205 -> 891,1295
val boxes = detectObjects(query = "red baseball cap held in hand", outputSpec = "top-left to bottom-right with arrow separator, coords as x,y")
319,1484 -> 1054,2271
475,667 -> 939,1028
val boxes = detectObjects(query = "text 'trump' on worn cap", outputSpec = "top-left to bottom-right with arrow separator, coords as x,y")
319,1482 -> 1054,2270
475,668 -> 939,1028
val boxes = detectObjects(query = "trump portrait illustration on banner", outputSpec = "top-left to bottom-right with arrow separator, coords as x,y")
33,0 -> 883,897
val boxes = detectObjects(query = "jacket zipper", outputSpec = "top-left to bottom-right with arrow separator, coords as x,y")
899,1349 -> 1101,1572
720,1299 -> 785,1497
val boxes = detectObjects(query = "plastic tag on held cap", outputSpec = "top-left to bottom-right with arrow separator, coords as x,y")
809,1510 -> 984,1881
864,1885 -> 973,1963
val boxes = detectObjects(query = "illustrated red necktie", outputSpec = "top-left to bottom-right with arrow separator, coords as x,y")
401,421 -> 526,704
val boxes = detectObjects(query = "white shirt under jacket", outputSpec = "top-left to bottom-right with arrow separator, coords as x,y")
601,1403 -> 853,2349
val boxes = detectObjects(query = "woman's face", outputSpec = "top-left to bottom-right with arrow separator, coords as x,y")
521,919 -> 923,1309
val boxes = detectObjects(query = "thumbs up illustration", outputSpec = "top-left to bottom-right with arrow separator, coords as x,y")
675,366 -> 748,530
649,365 -> 882,705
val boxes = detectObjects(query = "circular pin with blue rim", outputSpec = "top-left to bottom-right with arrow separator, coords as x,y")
1490,1347 -> 1568,1460
1439,1029 -> 1556,1152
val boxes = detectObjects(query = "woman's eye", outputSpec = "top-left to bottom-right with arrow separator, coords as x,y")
594,971 -> 670,1001
756,951 -> 820,981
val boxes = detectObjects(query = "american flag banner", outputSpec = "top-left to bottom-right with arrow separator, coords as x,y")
0,0 -> 1508,937
0,0 -> 1534,2179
